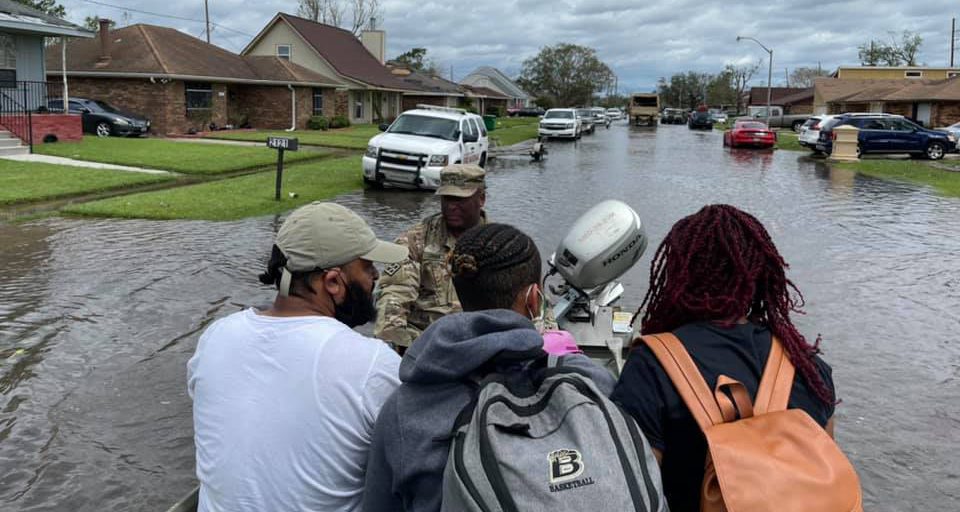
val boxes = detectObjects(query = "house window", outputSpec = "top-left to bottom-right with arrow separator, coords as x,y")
0,35 -> 16,87
277,44 -> 291,60
185,82 -> 213,112
905,70 -> 923,79
313,88 -> 324,116
353,91 -> 365,119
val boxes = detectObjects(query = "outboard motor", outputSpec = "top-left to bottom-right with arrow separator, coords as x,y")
547,200 -> 647,373
529,136 -> 547,161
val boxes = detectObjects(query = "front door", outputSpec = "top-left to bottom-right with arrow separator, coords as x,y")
916,103 -> 931,127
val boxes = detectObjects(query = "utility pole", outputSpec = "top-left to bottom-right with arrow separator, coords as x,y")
785,68 -> 789,87
450,64 -> 454,82
204,0 -> 211,44
952,18 -> 956,67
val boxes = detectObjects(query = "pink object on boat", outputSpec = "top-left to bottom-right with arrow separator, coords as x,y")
542,329 -> 582,355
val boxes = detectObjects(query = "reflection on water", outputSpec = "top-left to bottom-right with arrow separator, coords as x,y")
1,124 -> 959,510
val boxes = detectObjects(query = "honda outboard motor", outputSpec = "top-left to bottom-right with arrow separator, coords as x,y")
547,200 -> 647,374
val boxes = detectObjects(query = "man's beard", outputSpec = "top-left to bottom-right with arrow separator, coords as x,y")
334,281 -> 377,327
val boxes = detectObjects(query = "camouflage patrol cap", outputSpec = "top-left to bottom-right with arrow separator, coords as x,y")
436,164 -> 486,197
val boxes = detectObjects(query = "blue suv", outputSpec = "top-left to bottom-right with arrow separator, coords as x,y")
817,114 -> 957,160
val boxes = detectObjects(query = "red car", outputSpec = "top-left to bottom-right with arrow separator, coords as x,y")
724,120 -> 777,149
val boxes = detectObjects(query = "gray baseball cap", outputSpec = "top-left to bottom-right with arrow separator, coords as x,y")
436,164 -> 486,197
275,202 -> 408,295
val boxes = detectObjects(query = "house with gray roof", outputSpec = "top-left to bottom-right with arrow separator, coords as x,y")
460,66 -> 531,110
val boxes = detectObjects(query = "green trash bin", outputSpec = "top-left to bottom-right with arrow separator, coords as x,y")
483,115 -> 497,132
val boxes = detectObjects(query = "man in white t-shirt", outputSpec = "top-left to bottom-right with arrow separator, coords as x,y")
187,202 -> 408,512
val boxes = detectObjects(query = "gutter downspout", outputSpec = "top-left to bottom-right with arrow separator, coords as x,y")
61,36 -> 68,110
286,84 -> 296,132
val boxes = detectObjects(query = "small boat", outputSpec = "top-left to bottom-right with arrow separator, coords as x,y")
165,485 -> 199,512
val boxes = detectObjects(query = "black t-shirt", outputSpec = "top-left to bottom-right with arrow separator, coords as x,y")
610,321 -> 836,512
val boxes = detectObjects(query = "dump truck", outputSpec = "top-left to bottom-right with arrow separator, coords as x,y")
628,93 -> 660,126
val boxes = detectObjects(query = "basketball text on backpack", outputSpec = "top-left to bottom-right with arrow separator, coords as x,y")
440,358 -> 666,512
641,333 -> 862,512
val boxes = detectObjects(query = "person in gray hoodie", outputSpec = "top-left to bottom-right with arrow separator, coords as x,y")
362,223 -> 616,512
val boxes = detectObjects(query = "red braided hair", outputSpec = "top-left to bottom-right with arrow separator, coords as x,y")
637,204 -> 835,406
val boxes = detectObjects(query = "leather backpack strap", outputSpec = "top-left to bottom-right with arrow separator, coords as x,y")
714,375 -> 754,422
641,333 -> 725,431
754,336 -> 796,414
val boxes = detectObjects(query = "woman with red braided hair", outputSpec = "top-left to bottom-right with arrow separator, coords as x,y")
611,204 -> 838,512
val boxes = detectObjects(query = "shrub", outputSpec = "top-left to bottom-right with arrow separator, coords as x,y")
308,115 -> 329,130
330,115 -> 351,129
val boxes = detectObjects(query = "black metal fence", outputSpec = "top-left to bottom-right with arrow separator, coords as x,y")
0,81 -> 67,152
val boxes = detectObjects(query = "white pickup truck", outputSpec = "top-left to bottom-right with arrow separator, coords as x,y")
747,106 -> 811,132
362,105 -> 489,190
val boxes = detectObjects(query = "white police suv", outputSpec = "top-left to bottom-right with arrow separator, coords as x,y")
362,105 -> 489,190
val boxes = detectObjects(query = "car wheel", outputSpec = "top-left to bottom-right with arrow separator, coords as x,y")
96,122 -> 112,137
363,176 -> 383,189
926,142 -> 945,160
792,120 -> 805,132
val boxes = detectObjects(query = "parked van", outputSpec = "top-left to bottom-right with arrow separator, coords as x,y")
362,105 -> 489,190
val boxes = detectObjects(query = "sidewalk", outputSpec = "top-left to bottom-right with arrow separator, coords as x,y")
0,154 -> 173,175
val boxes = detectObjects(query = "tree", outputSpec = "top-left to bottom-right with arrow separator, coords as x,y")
518,43 -> 614,107
788,66 -> 830,88
858,30 -> 923,66
726,61 -> 759,114
392,47 -> 440,75
14,0 -> 65,17
657,71 -> 712,109
297,0 -> 382,36
83,16 -> 115,32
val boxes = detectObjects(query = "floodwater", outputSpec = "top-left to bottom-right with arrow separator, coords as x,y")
1,123 -> 958,511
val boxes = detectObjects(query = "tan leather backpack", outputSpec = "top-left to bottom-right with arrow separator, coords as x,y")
640,333 -> 863,512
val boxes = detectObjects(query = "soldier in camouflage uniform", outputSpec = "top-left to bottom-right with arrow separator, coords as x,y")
374,164 -> 487,351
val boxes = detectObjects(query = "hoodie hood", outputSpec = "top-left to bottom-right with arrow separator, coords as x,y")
400,309 -> 543,385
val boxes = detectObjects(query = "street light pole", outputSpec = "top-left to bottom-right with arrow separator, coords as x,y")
737,35 -> 774,126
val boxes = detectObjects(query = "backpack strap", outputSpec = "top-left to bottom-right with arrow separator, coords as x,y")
753,336 -> 796,415
641,333 -> 725,430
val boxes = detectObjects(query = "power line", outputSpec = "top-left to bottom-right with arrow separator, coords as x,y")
79,0 -> 254,37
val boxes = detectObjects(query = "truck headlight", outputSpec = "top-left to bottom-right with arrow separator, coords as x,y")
567,122 -> 575,128
428,154 -> 449,166
365,145 -> 379,158
948,134 -> 957,142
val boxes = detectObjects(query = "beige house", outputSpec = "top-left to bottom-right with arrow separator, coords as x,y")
814,78 -> 960,127
242,13 -> 413,124
833,66 -> 960,81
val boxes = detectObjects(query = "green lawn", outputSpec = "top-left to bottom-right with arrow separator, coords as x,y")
775,132 -> 804,152
206,125 -> 380,150
0,160 -> 172,205
491,117 -> 539,147
36,136 -> 323,175
64,156 -> 363,221
833,159 -> 960,197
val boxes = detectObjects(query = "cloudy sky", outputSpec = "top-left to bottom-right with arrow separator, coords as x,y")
58,0 -> 958,92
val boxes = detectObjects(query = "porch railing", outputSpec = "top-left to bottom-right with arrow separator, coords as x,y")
0,81 -> 67,153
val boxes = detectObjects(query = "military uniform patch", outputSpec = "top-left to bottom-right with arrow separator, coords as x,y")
383,262 -> 402,276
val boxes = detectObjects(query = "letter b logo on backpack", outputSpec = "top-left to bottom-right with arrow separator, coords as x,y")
548,449 -> 584,483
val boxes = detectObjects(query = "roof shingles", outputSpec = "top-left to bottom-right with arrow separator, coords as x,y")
47,24 -> 343,86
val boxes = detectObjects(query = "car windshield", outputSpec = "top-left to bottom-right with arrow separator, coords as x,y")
388,114 -> 459,140
545,111 -> 573,119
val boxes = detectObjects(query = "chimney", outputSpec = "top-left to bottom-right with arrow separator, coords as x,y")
361,29 -> 386,65
98,19 -> 113,63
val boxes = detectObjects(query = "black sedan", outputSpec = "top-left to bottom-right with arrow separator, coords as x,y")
48,98 -> 150,137
688,110 -> 714,130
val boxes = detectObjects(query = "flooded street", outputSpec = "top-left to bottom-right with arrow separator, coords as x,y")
2,123 -> 959,510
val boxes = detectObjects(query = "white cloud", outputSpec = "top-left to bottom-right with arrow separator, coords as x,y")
59,0 -> 960,91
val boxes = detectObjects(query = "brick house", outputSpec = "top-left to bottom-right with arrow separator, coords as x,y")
747,86 -> 814,114
46,21 -> 346,135
460,85 -> 510,116
460,66 -> 531,110
814,78 -> 960,127
242,13 -> 414,125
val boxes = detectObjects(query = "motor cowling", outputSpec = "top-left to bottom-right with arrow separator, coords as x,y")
552,200 -> 647,291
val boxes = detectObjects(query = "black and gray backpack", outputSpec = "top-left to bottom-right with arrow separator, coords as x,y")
440,356 -> 667,512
